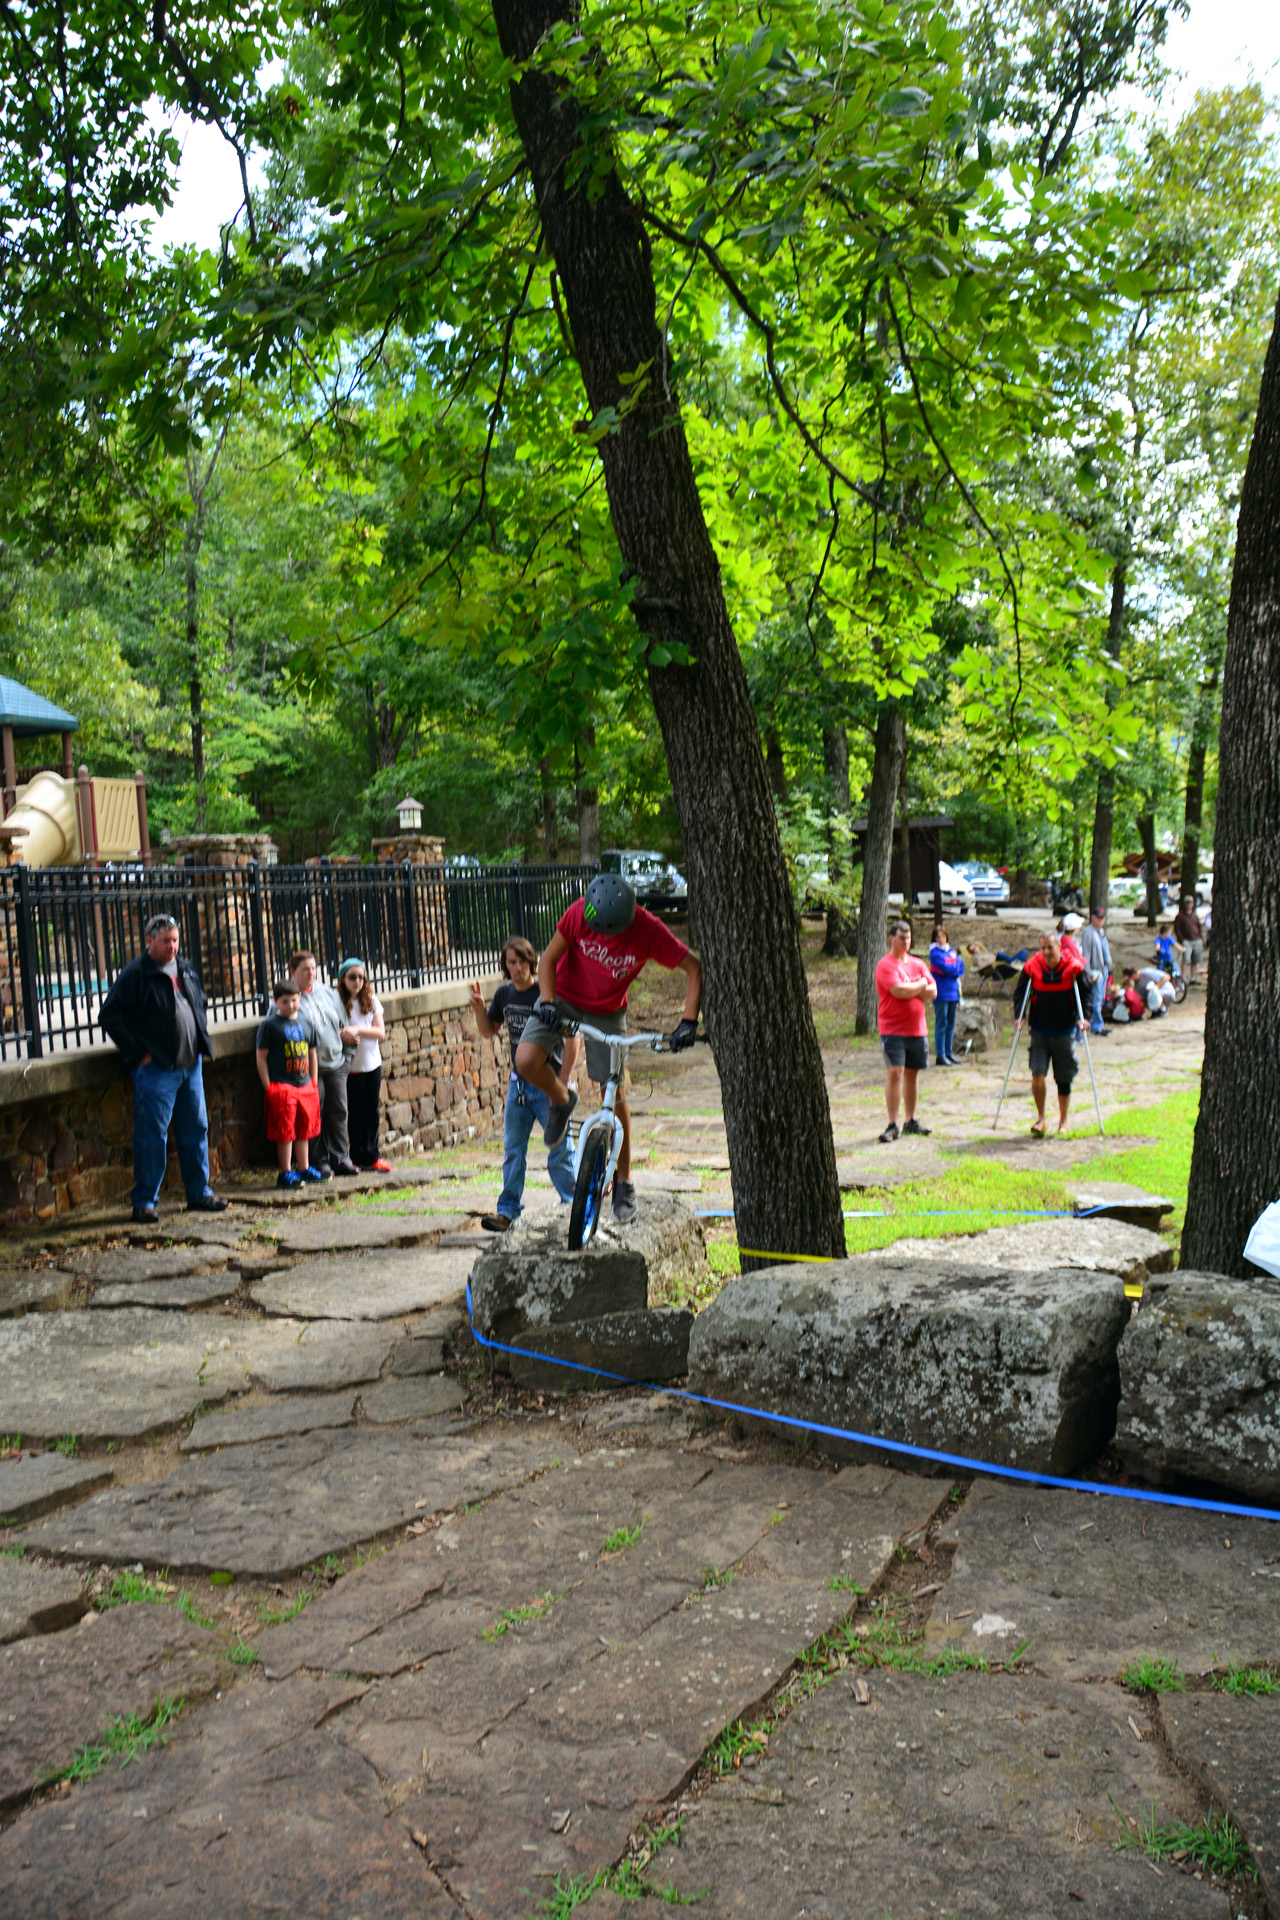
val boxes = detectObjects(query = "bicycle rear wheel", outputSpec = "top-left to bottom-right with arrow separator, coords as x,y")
569,1125 -> 609,1250
1173,975 -> 1187,1004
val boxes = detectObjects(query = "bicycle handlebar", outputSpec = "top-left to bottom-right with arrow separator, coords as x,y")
564,1020 -> 707,1053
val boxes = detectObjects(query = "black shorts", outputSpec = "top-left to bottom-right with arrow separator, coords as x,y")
881,1034 -> 928,1071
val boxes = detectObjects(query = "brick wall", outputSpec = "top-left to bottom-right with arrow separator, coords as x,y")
0,978 -> 508,1227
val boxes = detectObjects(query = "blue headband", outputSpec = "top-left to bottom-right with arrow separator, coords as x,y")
338,956 -> 366,978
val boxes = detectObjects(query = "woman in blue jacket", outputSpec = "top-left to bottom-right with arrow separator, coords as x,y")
929,923 -> 965,1065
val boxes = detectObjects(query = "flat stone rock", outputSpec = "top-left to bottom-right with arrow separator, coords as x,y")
470,1193 -> 706,1342
250,1246 -> 474,1321
0,1674 -> 454,1917
858,1216 -> 1174,1291
630,1170 -> 702,1192
90,1271 -> 240,1309
1116,1271 -> 1280,1499
264,1210 -> 457,1255
926,1476 -> 1280,1677
0,1271 -> 76,1318
389,1334 -> 446,1376
182,1391 -> 356,1451
0,1309 -> 396,1441
359,1376 -> 465,1423
0,1602 -> 222,1810
502,1306 -> 693,1392
128,1213 -> 247,1247
1069,1178 -> 1176,1229
0,1453 -> 113,1525
11,1428 -> 556,1578
0,1558 -> 85,1643
1161,1692 -> 1280,1907
67,1245 -> 226,1284
661,1669 -> 1227,1918
689,1258 -> 1130,1476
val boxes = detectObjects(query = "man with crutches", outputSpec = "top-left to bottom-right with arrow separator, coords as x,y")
1011,930 -> 1091,1137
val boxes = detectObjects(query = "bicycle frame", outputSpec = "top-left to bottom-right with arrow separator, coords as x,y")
565,1022 -> 668,1245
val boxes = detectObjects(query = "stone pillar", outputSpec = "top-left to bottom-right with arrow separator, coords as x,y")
163,833 -> 276,999
371,835 -> 450,969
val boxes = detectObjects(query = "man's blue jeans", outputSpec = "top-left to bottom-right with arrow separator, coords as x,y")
131,1060 -> 212,1210
1089,974 -> 1107,1033
934,999 -> 958,1062
498,1075 -> 575,1220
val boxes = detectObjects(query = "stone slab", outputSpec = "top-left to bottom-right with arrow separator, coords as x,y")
67,1245 -> 226,1284
90,1272 -> 241,1310
264,1210 -> 457,1255
136,1214 -> 249,1247
1161,1692 -> 1280,1908
0,1603 -> 222,1810
0,1308 -> 396,1440
0,1271 -> 75,1318
689,1259 -> 1130,1475
1069,1179 -> 1176,1229
469,1192 -> 705,1342
0,1675 -> 454,1917
11,1428 -> 556,1578
360,1376 -> 465,1423
389,1334 -> 446,1376
926,1476 -> 1280,1677
182,1391 -> 357,1452
858,1216 -> 1174,1291
1117,1271 -> 1280,1499
662,1669 -> 1227,1918
630,1170 -> 702,1192
250,1246 -> 475,1321
0,1453 -> 113,1525
502,1306 -> 693,1392
0,1557 -> 86,1643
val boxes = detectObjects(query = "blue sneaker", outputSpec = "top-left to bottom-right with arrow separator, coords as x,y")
277,1170 -> 302,1189
299,1166 -> 327,1183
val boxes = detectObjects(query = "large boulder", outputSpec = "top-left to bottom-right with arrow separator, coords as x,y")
952,1001 -> 1000,1053
857,1218 -> 1172,1294
502,1306 -> 694,1391
1115,1271 -> 1280,1499
468,1192 -> 705,1344
688,1258 -> 1131,1475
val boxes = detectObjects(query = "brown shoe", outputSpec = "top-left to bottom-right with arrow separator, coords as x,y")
481,1213 -> 513,1233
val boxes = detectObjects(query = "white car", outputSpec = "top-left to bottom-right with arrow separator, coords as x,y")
905,860 -> 976,915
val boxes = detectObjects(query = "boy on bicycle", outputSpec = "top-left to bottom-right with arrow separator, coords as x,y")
514,873 -> 702,1223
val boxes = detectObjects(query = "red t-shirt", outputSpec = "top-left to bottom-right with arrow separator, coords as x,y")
554,898 -> 688,1014
875,952 -> 932,1037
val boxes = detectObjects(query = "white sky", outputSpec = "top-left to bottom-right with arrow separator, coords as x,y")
146,0 -> 1280,254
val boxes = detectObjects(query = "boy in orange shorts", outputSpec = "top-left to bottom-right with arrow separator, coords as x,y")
256,979 -> 322,1188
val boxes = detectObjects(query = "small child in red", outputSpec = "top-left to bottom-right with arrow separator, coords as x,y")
256,981 -> 322,1188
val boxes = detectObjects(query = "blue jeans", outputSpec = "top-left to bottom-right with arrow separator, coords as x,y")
934,999 -> 958,1061
498,1075 -> 575,1220
1089,974 -> 1106,1033
131,1060 -> 212,1210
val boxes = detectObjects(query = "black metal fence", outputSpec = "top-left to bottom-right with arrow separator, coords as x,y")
0,859 -> 597,1061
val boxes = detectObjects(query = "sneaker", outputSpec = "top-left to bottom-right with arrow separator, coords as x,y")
612,1178 -> 638,1225
333,1161 -> 360,1176
131,1204 -> 159,1225
878,1122 -> 899,1144
481,1213 -> 514,1233
299,1166 -> 327,1183
543,1088 -> 578,1148
369,1158 -> 393,1173
277,1170 -> 302,1189
902,1117 -> 931,1136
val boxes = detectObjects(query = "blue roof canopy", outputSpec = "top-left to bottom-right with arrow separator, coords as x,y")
0,675 -> 78,736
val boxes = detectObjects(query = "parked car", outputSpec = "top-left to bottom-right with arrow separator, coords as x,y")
890,860 -> 976,916
599,848 -> 688,915
793,851 -> 829,910
952,860 -> 1010,906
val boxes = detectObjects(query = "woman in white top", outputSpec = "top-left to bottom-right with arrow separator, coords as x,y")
338,957 -> 391,1171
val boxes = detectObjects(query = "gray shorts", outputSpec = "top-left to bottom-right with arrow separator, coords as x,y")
1184,938 -> 1205,965
880,1034 -> 928,1071
517,997 -> 626,1084
1029,1029 -> 1078,1091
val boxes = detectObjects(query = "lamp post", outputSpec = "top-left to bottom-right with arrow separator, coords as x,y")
395,796 -> 424,834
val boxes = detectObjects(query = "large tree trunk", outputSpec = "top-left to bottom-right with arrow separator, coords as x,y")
1088,558 -> 1127,910
822,722 -> 856,958
184,522 -> 205,833
1180,664 -> 1218,904
574,724 -> 600,865
897,750 -> 912,933
1136,812 -> 1160,927
494,0 -> 844,1262
540,754 -> 559,862
855,703 -> 905,1036
1182,286 -> 1280,1277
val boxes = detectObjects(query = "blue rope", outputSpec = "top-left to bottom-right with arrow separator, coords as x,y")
692,1203 -> 1170,1222
465,1283 -> 1280,1527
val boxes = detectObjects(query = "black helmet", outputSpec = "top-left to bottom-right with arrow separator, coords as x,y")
583,872 -> 636,936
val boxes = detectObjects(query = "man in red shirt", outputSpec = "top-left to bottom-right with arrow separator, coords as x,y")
515,873 -> 702,1223
874,920 -> 937,1144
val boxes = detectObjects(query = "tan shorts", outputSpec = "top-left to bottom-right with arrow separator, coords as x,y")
517,997 -> 627,1084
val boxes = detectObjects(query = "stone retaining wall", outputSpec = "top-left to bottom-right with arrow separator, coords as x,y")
0,978 -> 506,1226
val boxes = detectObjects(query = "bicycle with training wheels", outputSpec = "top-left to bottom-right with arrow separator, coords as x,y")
565,1022 -> 701,1250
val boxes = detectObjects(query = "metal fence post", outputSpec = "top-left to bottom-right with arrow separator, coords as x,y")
13,862 -> 44,1059
246,860 -> 271,1015
510,862 -> 528,941
319,855 -> 340,977
181,854 -> 203,981
402,861 -> 423,988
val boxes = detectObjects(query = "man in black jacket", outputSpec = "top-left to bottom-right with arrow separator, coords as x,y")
99,915 -> 229,1224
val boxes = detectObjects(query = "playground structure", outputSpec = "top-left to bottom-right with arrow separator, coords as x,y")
0,675 -> 150,869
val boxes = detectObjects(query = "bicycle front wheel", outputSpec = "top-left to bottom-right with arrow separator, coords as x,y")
569,1124 -> 610,1251
1173,975 -> 1187,1004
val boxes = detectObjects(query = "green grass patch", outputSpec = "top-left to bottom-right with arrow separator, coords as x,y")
1215,1662 -> 1280,1697
699,1566 -> 734,1591
98,1568 -> 214,1627
53,1434 -> 79,1458
257,1587 -> 315,1626
601,1518 -> 646,1556
1075,1086 -> 1197,1236
827,1575 -> 866,1594
1120,1655 -> 1184,1694
42,1694 -> 182,1786
228,1640 -> 261,1666
1112,1798 -> 1254,1876
481,1589 -> 562,1640
0,1434 -> 21,1458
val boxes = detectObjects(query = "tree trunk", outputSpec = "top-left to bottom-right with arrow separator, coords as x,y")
494,0 -> 844,1261
1180,664 -> 1218,904
574,725 -> 600,865
1088,558 -> 1127,911
765,727 -> 788,804
822,722 -> 855,958
1182,283 -> 1280,1277
183,517 -> 205,833
1136,812 -> 1160,927
855,703 -> 905,1036
897,750 -> 912,933
540,754 -> 558,862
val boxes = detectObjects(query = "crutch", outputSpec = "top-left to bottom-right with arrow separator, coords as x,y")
1073,979 -> 1105,1136
992,988 -> 1027,1129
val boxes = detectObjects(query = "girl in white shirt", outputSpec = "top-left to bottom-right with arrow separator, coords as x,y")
338,957 -> 391,1171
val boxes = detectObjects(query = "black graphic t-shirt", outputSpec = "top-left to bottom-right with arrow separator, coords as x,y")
487,982 -> 563,1073
256,1012 -> 312,1087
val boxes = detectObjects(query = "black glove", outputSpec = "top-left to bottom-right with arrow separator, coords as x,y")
535,999 -> 561,1030
670,1017 -> 699,1052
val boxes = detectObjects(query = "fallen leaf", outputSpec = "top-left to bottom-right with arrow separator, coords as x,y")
916,1543 -> 934,1566
853,1679 -> 871,1704
912,1581 -> 943,1598
1127,1715 -> 1145,1742
550,1809 -> 571,1833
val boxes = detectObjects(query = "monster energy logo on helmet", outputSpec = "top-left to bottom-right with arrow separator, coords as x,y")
583,873 -> 637,936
